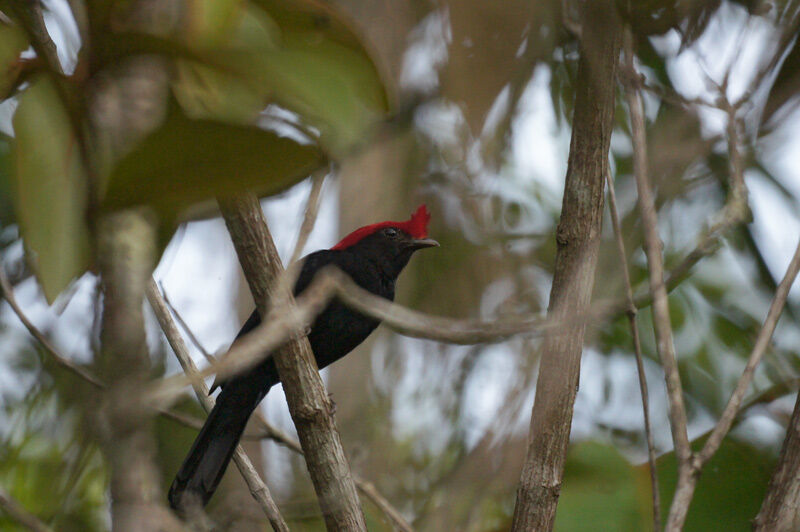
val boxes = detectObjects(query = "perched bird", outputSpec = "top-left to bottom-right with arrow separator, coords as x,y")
169,205 -> 438,510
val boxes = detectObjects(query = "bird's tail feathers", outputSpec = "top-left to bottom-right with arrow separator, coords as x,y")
168,393 -> 254,510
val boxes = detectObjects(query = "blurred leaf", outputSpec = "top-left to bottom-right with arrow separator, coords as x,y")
0,135 -> 14,225
101,108 -> 325,217
11,76 -> 90,304
0,388 -> 107,532
0,22 -> 28,100
658,435 -> 774,531
174,0 -> 389,155
555,441 -> 652,531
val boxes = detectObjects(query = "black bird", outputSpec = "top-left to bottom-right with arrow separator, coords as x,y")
168,205 -> 438,510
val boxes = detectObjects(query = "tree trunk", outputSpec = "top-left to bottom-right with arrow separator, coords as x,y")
510,2 -> 621,530
97,212 -> 184,532
753,390 -> 800,531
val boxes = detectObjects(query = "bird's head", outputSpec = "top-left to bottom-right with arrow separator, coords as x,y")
331,205 -> 439,277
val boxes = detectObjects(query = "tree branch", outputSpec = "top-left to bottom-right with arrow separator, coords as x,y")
605,169 -> 661,531
95,211 -> 183,532
623,28 -> 693,532
145,266 -> 594,409
146,278 -> 289,531
698,239 -> 800,466
290,170 -> 327,265
754,378 -> 800,531
510,2 -> 620,529
218,193 -> 367,531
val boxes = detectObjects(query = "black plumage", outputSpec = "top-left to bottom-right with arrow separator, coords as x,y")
168,209 -> 437,510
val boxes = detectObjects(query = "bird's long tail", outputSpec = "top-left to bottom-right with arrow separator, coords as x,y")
168,388 -> 257,510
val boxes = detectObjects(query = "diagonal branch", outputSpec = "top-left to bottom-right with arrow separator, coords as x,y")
146,278 -> 289,532
0,487 -> 53,532
698,238 -> 800,466
290,170 -> 327,265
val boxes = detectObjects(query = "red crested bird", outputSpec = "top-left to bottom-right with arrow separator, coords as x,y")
168,205 -> 438,510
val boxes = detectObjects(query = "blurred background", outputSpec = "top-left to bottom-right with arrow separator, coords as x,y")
1,0 -> 800,530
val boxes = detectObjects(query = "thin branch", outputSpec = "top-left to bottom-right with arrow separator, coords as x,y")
352,479 -> 412,532
0,487 -> 53,532
290,170 -> 327,265
0,262 -> 236,452
605,169 -> 661,531
146,278 -> 289,532
0,264 -> 103,387
145,266 -> 594,408
697,238 -> 800,466
622,28 -> 693,532
158,281 -> 216,364
9,0 -> 63,76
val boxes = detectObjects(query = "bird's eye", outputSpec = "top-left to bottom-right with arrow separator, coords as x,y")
383,227 -> 399,238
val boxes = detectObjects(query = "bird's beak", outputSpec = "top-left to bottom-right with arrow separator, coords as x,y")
409,238 -> 440,250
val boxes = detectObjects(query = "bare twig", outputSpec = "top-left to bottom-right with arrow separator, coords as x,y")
0,266 -> 103,388
290,170 -> 327,265
0,487 -> 53,532
698,239 -> 800,466
353,479 -> 413,532
158,281 -> 216,363
623,28 -> 693,532
0,260 -> 240,446
145,266 -> 595,407
605,169 -> 661,531
146,278 -> 289,532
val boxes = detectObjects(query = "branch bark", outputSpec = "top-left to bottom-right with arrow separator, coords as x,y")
754,383 -> 800,531
96,211 -> 184,532
218,193 -> 367,531
510,2 -> 620,529
622,29 -> 694,532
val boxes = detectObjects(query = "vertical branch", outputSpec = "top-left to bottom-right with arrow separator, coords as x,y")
218,193 -> 367,531
622,29 -> 693,531
146,279 -> 289,532
510,2 -> 620,530
96,211 -> 183,532
605,170 -> 661,531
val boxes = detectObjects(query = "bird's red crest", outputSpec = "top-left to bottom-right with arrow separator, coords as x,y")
331,205 -> 431,250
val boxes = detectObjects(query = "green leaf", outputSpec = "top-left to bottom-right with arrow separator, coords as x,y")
0,22 -> 28,101
101,109 -> 325,217
11,76 -> 90,304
